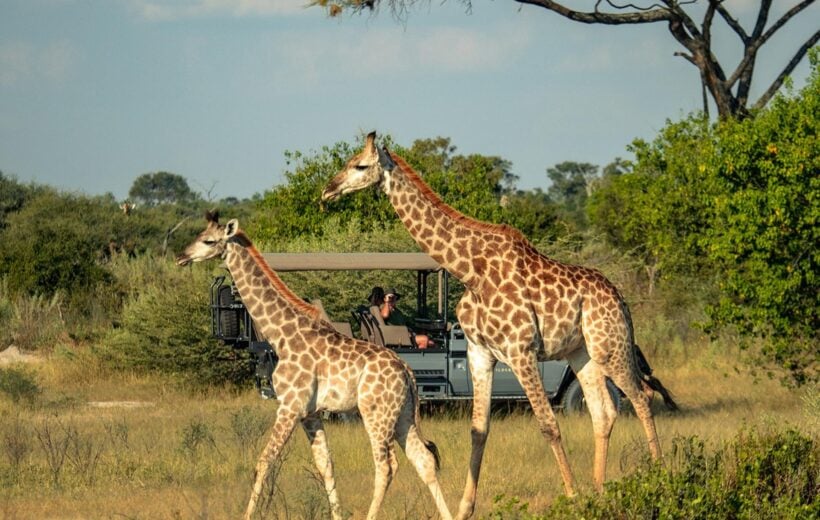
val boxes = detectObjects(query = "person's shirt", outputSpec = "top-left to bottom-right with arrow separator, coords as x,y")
381,305 -> 409,326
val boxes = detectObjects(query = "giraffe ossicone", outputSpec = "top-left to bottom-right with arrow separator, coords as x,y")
323,131 -> 670,520
176,210 -> 453,520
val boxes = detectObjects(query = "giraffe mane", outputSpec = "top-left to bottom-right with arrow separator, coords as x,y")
236,232 -> 322,320
388,152 -> 529,243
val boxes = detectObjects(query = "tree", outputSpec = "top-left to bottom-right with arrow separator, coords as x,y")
128,171 -> 198,207
589,52 -> 819,384
0,172 -> 44,230
702,52 -> 819,384
319,0 -> 818,119
0,191 -> 121,298
252,135 -> 520,244
501,188 -> 560,242
546,161 -> 599,231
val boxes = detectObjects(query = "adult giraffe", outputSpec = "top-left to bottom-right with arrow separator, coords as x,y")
177,211 -> 452,520
321,132 -> 663,519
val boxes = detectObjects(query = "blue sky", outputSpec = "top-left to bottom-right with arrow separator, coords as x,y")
1,0 -> 817,201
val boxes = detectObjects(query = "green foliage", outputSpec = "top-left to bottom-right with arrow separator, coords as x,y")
588,53 -> 819,383
128,171 -> 198,207
501,188 -> 560,242
702,55 -> 819,384
546,161 -> 599,231
250,134 -> 556,244
0,191 -> 119,299
0,172 -> 44,230
251,138 -> 395,243
588,117 -> 719,279
100,258 -> 250,387
0,366 -> 42,406
492,429 -> 819,520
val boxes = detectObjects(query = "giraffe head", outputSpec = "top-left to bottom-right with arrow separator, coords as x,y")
321,131 -> 396,202
176,210 -> 240,266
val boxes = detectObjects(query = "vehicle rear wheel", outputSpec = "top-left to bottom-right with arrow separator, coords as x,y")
560,378 -> 622,415
218,285 -> 240,338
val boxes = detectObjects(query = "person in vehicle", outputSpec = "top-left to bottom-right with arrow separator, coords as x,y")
367,286 -> 432,348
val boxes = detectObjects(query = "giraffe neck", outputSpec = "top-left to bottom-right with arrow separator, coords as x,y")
385,153 -> 525,287
223,233 -> 320,347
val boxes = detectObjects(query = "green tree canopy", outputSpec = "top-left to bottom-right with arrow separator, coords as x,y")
128,171 -> 198,207
0,191 -> 122,297
0,172 -> 45,230
546,161 -> 599,231
589,51 -> 819,384
251,134 -> 540,245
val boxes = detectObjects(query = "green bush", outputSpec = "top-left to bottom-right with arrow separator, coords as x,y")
588,53 -> 819,384
0,366 -> 42,405
492,428 -> 819,519
0,278 -> 67,352
100,257 -> 250,387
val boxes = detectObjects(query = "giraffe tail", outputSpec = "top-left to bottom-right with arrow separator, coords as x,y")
404,363 -> 441,472
621,297 -> 680,412
635,344 -> 679,412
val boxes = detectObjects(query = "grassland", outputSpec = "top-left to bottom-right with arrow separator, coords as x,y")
0,343 -> 817,520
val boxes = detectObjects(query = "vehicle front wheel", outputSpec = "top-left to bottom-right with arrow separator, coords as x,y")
560,378 -> 622,415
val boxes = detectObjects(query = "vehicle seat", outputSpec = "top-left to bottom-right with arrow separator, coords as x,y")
352,307 -> 381,345
311,298 -> 353,338
368,306 -> 415,348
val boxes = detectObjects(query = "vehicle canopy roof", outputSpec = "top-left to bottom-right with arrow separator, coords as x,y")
260,252 -> 442,272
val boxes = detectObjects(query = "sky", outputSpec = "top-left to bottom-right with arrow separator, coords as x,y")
1,0 -> 817,201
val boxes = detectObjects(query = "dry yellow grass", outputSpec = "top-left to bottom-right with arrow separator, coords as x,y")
0,345 -> 815,519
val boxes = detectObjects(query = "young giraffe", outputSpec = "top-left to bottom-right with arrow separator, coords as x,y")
176,211 -> 452,520
322,132 -> 663,519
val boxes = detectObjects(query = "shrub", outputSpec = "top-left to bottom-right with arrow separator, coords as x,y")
100,258 -> 250,387
0,366 -> 42,405
494,428 -> 819,519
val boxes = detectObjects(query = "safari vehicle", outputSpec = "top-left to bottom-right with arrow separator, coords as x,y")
210,252 -> 621,413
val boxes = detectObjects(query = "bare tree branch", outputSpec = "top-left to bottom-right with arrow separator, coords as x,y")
702,1 -> 717,48
751,0 -> 773,40
734,1 -> 772,106
754,28 -> 820,110
713,1 -> 749,43
514,0 -> 672,24
758,0 -> 816,48
321,0 -> 818,118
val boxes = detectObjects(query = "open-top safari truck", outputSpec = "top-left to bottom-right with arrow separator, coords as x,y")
210,252 -> 622,412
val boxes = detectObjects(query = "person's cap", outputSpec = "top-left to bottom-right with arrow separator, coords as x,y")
385,288 -> 402,300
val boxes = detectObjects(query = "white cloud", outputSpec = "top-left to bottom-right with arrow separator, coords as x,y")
0,40 -> 78,87
130,0 -> 309,21
270,21 -> 533,86
0,43 -> 32,86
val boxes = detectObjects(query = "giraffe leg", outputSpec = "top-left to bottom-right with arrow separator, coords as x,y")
395,400 -> 453,520
245,407 -> 300,520
359,400 -> 397,520
512,353 -> 577,498
365,437 -> 393,520
607,362 -> 661,461
301,415 -> 343,520
568,350 -> 617,491
456,341 -> 496,520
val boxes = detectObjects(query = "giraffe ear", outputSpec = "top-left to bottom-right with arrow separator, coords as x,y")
365,131 -> 377,152
224,218 -> 239,238
380,145 -> 396,171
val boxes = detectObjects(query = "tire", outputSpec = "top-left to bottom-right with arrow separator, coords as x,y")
560,378 -> 622,415
218,285 -> 240,338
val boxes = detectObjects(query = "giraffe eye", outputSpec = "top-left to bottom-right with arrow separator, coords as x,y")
355,164 -> 368,170
203,240 -> 217,246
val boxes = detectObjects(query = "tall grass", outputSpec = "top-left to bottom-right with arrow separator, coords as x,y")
0,346 -> 815,519
0,278 -> 67,352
